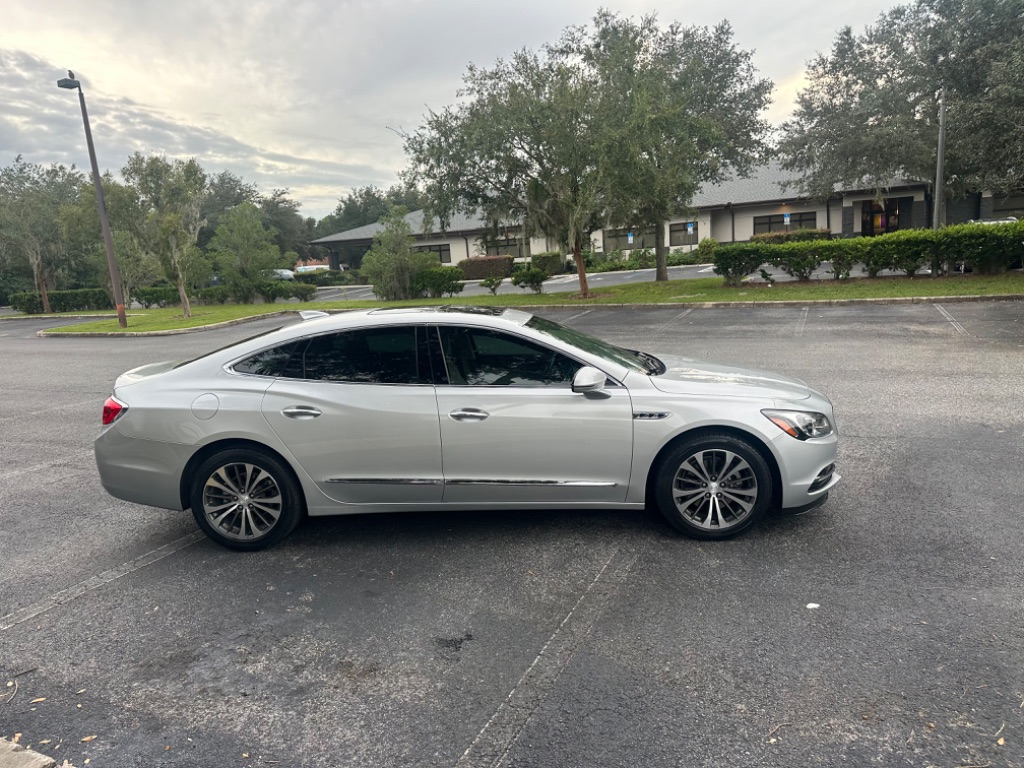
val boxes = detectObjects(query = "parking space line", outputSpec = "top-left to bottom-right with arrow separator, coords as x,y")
0,532 -> 204,632
561,310 -> 594,325
795,307 -> 809,337
935,304 -> 969,335
455,548 -> 637,768
654,308 -> 694,333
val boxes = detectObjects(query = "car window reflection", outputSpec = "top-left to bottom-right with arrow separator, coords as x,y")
438,326 -> 580,387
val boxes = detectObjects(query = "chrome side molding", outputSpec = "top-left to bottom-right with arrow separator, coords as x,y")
325,478 -> 617,487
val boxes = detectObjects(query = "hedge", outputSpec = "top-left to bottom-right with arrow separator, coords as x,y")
294,270 -> 355,286
10,288 -> 113,314
416,266 -> 465,298
458,256 -> 514,280
135,286 -> 180,309
531,251 -> 564,275
750,228 -> 832,245
713,222 -> 1024,285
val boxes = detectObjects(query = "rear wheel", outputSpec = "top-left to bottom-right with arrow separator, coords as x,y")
654,434 -> 772,539
190,448 -> 303,551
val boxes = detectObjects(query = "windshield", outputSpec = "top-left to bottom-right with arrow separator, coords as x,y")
525,315 -> 659,374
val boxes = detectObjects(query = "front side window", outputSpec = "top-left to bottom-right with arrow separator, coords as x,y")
438,326 -> 581,387
286,326 -> 427,384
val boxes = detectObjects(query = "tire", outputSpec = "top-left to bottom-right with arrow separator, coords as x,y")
189,448 -> 304,551
654,433 -> 773,540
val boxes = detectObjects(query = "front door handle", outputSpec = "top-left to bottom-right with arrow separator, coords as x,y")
282,405 -> 322,419
449,408 -> 489,422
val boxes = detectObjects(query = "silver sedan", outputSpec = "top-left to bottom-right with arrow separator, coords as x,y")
95,307 -> 840,550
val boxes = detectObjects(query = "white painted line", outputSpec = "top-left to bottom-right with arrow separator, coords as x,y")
935,304 -> 969,335
0,449 -> 94,481
698,266 -> 715,273
0,532 -> 204,632
455,548 -> 637,767
795,307 -> 809,337
654,308 -> 694,333
562,310 -> 594,325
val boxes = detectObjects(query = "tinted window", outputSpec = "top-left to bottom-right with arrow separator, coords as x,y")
293,327 -> 426,384
232,341 -> 302,377
438,326 -> 580,387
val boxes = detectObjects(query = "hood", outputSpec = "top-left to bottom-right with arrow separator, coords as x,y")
648,354 -> 810,401
114,360 -> 181,389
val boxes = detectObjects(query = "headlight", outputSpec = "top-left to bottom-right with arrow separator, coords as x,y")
762,409 -> 833,440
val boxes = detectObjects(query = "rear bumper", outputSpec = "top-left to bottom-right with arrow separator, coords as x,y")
94,425 -> 194,511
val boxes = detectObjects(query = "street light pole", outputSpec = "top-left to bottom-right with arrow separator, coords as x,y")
57,73 -> 127,328
933,86 -> 947,232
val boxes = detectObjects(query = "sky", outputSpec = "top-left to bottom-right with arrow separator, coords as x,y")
0,0 -> 897,221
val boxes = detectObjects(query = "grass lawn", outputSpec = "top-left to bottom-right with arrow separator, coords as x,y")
38,272 -> 1024,334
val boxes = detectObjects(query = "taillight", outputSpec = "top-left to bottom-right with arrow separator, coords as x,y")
102,396 -> 127,426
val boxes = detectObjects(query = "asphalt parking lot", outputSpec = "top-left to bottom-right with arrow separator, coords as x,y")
1,301 -> 1023,768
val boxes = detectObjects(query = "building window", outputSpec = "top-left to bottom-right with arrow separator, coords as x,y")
753,212 -> 817,234
484,238 -> 523,258
669,222 -> 699,246
604,226 -> 657,251
416,244 -> 452,264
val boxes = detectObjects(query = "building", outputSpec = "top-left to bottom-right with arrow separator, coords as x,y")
309,163 -> 1018,268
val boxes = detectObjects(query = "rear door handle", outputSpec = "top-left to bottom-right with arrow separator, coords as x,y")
449,408 -> 489,422
282,405 -> 322,419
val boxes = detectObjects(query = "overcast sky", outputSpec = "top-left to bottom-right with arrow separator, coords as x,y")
1,0 -> 896,220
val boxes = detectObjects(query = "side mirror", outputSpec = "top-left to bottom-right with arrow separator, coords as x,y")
572,366 -> 606,393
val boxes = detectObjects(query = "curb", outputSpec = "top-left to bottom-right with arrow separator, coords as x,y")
0,738 -> 63,768
28,292 -> 1024,337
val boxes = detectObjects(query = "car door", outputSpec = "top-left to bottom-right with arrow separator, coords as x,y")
433,324 -> 634,504
260,324 -> 444,505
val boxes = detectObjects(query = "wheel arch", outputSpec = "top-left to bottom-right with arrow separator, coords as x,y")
644,425 -> 783,509
179,438 -> 307,512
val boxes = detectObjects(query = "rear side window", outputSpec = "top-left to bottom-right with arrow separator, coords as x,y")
289,326 -> 427,384
232,341 -> 302,377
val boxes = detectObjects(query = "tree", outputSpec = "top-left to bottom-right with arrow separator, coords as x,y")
208,201 -> 282,301
121,154 -> 209,317
58,176 -> 160,305
259,189 -> 308,260
360,205 -> 438,300
565,12 -> 772,280
0,156 -> 85,312
778,0 -> 1024,212
405,49 -> 604,296
197,171 -> 261,251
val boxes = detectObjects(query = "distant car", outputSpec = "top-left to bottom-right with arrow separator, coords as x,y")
94,307 -> 840,550
295,264 -> 332,273
266,269 -> 295,281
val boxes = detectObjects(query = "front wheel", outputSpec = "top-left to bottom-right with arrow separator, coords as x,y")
654,433 -> 772,540
190,448 -> 304,551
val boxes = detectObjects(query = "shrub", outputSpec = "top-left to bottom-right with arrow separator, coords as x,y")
771,242 -> 824,281
195,286 -> 230,305
227,279 -> 258,304
531,251 -> 564,275
135,286 -> 180,309
863,229 -> 934,276
458,256 -> 514,280
511,267 -> 547,293
713,243 -> 772,287
822,239 -> 864,280
936,221 -> 1024,275
254,280 -> 293,304
750,228 -> 832,245
293,270 -> 353,286
666,250 -> 707,266
10,289 -> 114,313
625,248 -> 656,269
290,283 -> 317,302
417,266 -> 465,298
480,276 -> 504,295
695,237 -> 717,264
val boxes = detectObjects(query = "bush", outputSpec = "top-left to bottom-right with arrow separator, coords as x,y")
293,270 -> 353,286
10,289 -> 114,314
862,229 -> 935,276
531,251 -> 564,275
481,276 -> 504,295
936,221 -> 1024,275
417,266 -> 465,298
289,283 -> 316,302
771,242 -> 824,282
195,286 -> 230,305
135,286 -> 180,309
666,250 -> 707,266
712,243 -> 772,287
254,280 -> 293,304
458,256 -> 514,280
750,228 -> 832,245
511,267 -> 547,293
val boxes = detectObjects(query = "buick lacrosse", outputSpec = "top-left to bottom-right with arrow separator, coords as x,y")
95,307 -> 839,550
